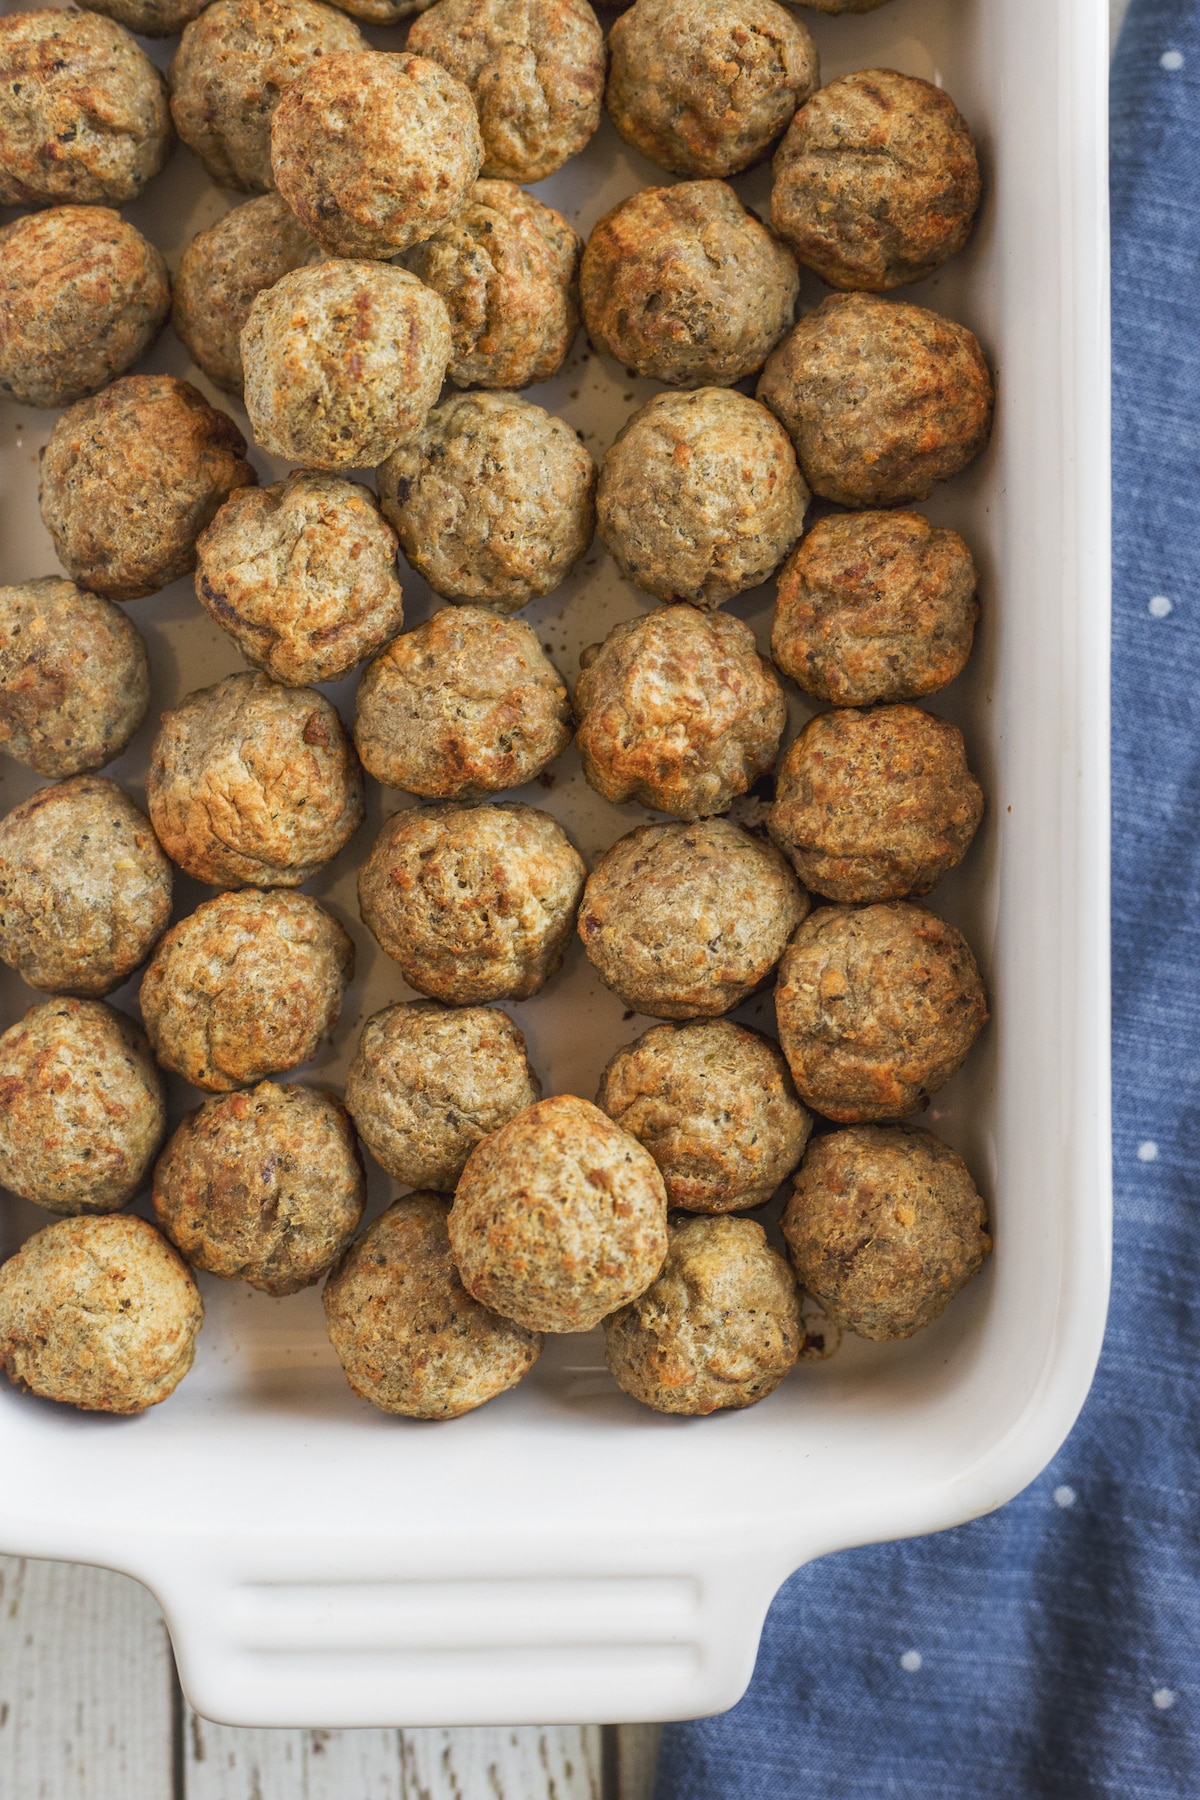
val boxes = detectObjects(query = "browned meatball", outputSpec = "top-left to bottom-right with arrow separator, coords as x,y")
0,579 -> 149,779
324,1194 -> 542,1419
40,376 -> 257,605
354,607 -> 571,799
448,1093 -> 668,1332
358,802 -> 586,1005
172,194 -> 319,397
322,0 -> 434,21
78,0 -> 213,38
772,513 -> 978,706
757,293 -> 994,507
576,606 -> 785,819
140,890 -> 354,1092
767,704 -> 983,903
153,1082 -> 364,1296
579,818 -> 808,1019
582,182 -> 799,388
783,1124 -> 991,1339
802,0 -> 892,10
773,901 -> 987,1121
0,778 -> 172,997
147,673 -> 364,889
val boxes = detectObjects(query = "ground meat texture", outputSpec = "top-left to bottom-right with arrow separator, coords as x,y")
241,261 -> 451,471
773,901 -> 987,1122
377,392 -> 595,612
581,181 -> 799,388
322,0 -> 436,22
801,0 -> 893,10
767,703 -> 983,903
757,292 -> 994,507
147,672 -> 364,888
195,473 -> 404,688
575,606 -> 785,820
408,0 -> 604,185
772,512 -> 978,706
578,818 -> 808,1020
78,0 -> 213,38
0,579 -> 149,779
0,999 -> 164,1215
0,777 -> 172,997
783,1123 -> 990,1339
0,1214 -> 202,1414
772,70 -> 981,292
140,890 -> 354,1092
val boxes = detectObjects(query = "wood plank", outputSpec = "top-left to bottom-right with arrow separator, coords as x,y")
614,1724 -> 662,1800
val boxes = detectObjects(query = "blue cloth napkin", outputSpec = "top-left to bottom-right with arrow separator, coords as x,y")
655,5 -> 1200,1794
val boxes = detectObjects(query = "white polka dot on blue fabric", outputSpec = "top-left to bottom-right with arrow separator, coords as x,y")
1162,49 -> 1185,70
900,1650 -> 923,1673
1053,1485 -> 1077,1509
1138,1140 -> 1159,1162
1153,1688 -> 1177,1710
1148,595 -> 1174,617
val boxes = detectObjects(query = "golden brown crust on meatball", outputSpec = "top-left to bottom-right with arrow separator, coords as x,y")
78,0 -> 213,38
322,0 -> 434,21
172,194 -> 319,397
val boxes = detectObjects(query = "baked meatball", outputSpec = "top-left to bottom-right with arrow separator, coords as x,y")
147,673 -> 364,888
40,376 -> 257,605
783,1124 -> 990,1339
0,1214 -> 201,1414
354,607 -> 571,799
757,293 -> 994,507
195,473 -> 405,687
377,393 -> 596,612
604,1214 -> 800,1413
0,209 -> 169,411
582,182 -> 799,388
172,194 -> 319,397
241,262 -> 451,471
0,777 -> 172,997
773,512 -> 978,706
0,10 -> 171,208
168,0 -> 365,193
140,890 -> 354,1092
408,0 -> 604,185
448,1093 -> 668,1333
0,579 -> 149,779
597,1019 -> 811,1212
401,181 -> 581,391
0,999 -> 164,1215
358,802 -> 586,1004
324,1194 -> 542,1419
767,704 -> 983,903
802,0 -> 892,10
578,818 -> 807,1020
153,1082 -> 364,1296
773,901 -> 987,1121
78,0 -> 212,38
772,70 -> 980,292
575,606 -> 785,819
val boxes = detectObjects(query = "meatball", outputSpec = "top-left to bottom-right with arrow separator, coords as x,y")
78,0 -> 212,38
168,0 -> 365,193
575,606 -> 785,819
140,890 -> 354,1092
604,1214 -> 800,1412
377,393 -> 596,613
147,672 -> 364,889
783,1124 -> 991,1339
581,182 -> 799,388
0,208 -> 169,411
153,1082 -> 364,1296
358,802 -> 586,1005
772,70 -> 980,292
241,261 -> 451,471
772,512 -> 978,706
0,578 -> 150,779
0,999 -> 164,1215
598,390 -> 807,611
773,901 -> 988,1121
401,181 -> 581,391
757,292 -> 994,507
0,777 -> 172,997
597,1019 -> 811,1212
195,473 -> 405,687
408,0 -> 604,185
607,0 -> 818,179
802,0 -> 892,10
0,1214 -> 202,1415
448,1093 -> 668,1333
324,1194 -> 542,1419
39,376 -> 257,605
0,10 -> 171,208
578,818 -> 808,1020
767,704 -> 983,903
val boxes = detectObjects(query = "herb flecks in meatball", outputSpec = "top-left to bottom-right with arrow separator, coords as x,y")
173,194 -> 319,397
0,579 -> 150,778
